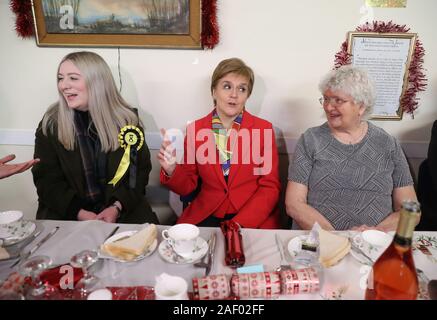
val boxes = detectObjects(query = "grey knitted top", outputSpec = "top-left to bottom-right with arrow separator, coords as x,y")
288,122 -> 413,230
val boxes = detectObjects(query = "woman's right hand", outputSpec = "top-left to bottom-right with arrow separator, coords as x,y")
77,209 -> 98,221
157,128 -> 177,176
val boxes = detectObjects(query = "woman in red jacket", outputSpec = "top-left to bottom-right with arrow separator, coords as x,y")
159,58 -> 281,229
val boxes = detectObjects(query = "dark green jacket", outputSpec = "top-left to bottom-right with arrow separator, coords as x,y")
32,116 -> 158,224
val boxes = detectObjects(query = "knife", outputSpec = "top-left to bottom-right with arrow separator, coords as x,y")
11,226 -> 60,268
104,226 -> 120,242
205,232 -> 216,276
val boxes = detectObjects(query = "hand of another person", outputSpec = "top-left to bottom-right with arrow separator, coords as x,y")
157,128 -> 177,176
77,209 -> 98,221
96,206 -> 119,223
0,154 -> 40,179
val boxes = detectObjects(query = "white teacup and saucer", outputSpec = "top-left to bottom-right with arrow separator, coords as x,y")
351,229 -> 393,264
0,211 -> 37,247
158,224 -> 208,264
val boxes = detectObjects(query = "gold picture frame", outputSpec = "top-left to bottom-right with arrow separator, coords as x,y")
347,32 -> 416,120
31,0 -> 201,49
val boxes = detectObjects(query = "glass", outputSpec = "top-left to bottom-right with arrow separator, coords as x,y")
70,250 -> 103,300
319,96 -> 349,106
19,255 -> 60,300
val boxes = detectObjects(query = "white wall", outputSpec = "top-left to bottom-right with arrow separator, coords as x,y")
1,0 -> 436,220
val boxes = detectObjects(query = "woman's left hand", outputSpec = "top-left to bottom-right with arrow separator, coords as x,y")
97,207 -> 119,223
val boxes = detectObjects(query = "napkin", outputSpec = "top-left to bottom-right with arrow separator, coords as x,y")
107,286 -> 155,300
41,264 -> 83,287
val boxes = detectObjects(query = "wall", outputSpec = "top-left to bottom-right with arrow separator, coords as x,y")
1,0 -> 436,221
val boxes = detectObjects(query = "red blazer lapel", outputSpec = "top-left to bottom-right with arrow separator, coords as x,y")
228,111 -> 254,186
197,111 -> 227,189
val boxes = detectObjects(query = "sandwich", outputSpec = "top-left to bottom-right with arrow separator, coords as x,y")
318,228 -> 351,268
0,247 -> 10,260
101,224 -> 157,261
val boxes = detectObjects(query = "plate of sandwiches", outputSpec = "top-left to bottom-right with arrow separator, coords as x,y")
99,224 -> 158,262
317,229 -> 351,268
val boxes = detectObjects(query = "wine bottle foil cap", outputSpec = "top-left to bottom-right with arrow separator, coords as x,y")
398,200 -> 421,239
402,200 -> 421,213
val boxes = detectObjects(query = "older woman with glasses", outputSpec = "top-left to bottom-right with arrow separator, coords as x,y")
285,65 -> 418,231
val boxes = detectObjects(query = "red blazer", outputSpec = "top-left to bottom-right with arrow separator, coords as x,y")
161,110 -> 281,229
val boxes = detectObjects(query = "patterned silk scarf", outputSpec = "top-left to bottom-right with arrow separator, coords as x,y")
212,109 -> 243,177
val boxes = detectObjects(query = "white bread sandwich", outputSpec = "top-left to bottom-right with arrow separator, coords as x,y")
318,229 -> 351,268
0,247 -> 10,260
101,224 -> 157,261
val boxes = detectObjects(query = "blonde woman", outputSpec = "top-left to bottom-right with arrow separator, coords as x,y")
32,51 -> 158,224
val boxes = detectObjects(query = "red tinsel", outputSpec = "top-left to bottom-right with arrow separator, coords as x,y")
10,0 -> 34,38
201,0 -> 220,49
10,0 -> 219,49
334,21 -> 427,117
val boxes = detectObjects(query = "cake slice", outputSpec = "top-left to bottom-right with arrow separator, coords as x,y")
101,224 -> 157,261
318,229 -> 351,267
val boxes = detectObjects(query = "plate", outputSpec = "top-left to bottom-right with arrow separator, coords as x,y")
361,230 -> 392,247
287,235 -> 313,257
98,230 -> 158,263
350,231 -> 392,264
158,237 -> 208,264
0,220 -> 36,246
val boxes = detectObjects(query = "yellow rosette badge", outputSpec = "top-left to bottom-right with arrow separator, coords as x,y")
108,125 -> 144,186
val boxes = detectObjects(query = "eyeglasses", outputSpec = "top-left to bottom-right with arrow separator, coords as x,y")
319,96 -> 349,106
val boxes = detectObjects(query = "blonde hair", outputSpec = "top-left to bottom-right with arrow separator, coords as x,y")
42,51 -> 139,152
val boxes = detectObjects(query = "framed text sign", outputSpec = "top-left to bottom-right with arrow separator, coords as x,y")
347,32 -> 416,120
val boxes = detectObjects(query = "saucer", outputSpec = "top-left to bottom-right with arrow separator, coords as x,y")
0,220 -> 36,246
361,230 -> 392,247
158,237 -> 208,264
98,230 -> 158,263
350,231 -> 392,264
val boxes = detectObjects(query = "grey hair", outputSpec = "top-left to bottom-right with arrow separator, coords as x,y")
42,51 -> 139,152
318,65 -> 376,118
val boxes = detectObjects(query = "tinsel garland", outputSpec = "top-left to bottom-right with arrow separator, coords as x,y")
10,0 -> 219,49
9,0 -> 34,38
335,21 -> 427,116
201,0 -> 219,49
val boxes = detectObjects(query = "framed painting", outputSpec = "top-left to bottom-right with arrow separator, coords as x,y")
31,0 -> 202,49
347,32 -> 417,120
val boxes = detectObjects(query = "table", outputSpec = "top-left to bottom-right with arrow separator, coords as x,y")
1,220 -> 436,300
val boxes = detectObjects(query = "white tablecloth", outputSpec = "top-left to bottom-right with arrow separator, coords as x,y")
1,220 -> 436,300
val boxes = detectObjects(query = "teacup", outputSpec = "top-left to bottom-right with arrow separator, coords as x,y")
0,211 -> 23,225
155,273 -> 188,300
356,230 -> 393,261
162,224 -> 199,258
